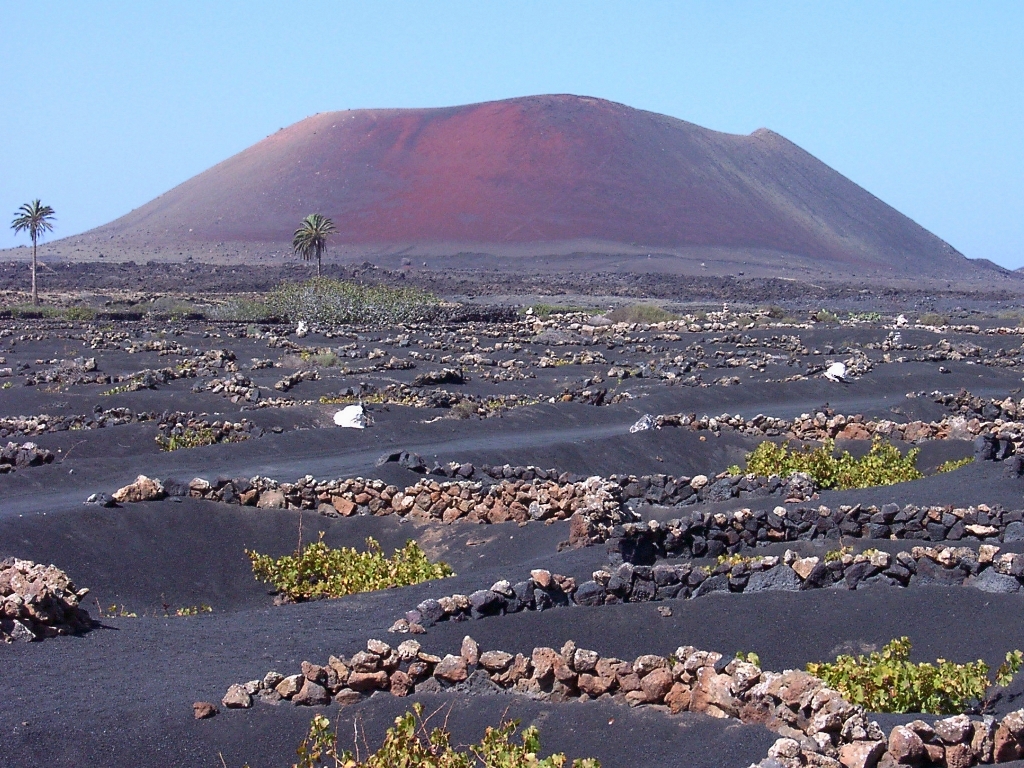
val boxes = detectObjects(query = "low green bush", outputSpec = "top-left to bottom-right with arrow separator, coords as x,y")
525,304 -> 592,318
606,304 -> 677,324
214,296 -> 280,323
247,535 -> 453,601
918,312 -> 949,326
156,427 -> 219,451
301,351 -> 342,367
293,704 -> 600,768
937,456 -> 974,473
0,304 -> 97,321
807,638 -> 1023,714
731,438 -> 923,490
813,309 -> 839,323
64,306 -> 98,322
217,278 -> 441,326
997,310 -> 1024,327
824,545 -> 853,563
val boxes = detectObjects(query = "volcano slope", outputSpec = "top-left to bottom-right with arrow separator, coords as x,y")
28,93 -> 993,285
8,305 -> 1024,767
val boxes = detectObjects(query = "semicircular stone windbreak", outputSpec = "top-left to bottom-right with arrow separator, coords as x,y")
1,407 -> 149,438
652,389 -> 1024,453
390,544 -> 1024,633
99,471 -> 638,546
101,470 -> 1024,567
0,558 -> 92,642
100,455 -> 814,517
101,454 -> 1024,552
0,441 -> 55,473
212,634 -> 1024,768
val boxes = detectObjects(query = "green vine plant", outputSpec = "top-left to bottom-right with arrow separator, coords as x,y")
729,438 -> 924,490
94,600 -> 138,618
247,535 -> 454,602
734,651 -> 761,667
936,456 -> 974,474
173,605 -> 213,616
156,427 -> 220,451
823,546 -> 853,563
806,637 -> 1024,714
290,703 -> 600,768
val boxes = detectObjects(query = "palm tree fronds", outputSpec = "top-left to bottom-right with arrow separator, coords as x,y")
292,213 -> 336,276
11,199 -> 56,236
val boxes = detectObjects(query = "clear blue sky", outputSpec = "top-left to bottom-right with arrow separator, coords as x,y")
2,2 -> 1022,267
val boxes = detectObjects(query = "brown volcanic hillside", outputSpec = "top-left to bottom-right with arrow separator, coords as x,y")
55,95 -> 975,278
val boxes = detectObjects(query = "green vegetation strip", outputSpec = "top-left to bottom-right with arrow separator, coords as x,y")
731,438 -> 925,490
806,638 -> 1023,715
217,278 -> 441,325
247,536 -> 453,602
156,427 -> 220,451
295,703 -> 599,768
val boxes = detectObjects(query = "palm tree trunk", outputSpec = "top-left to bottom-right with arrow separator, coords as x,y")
31,233 -> 38,306
317,253 -> 322,278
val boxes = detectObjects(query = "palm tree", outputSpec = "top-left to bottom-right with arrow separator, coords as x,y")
292,213 -> 336,278
10,199 -> 56,306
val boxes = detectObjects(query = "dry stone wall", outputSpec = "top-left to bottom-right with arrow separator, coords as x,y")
109,472 -> 638,544
391,545 -> 1024,632
655,390 -> 1024,453
612,502 -> 1024,563
0,442 -> 54,472
214,634 -> 1024,768
0,559 -> 91,642
0,407 -> 149,438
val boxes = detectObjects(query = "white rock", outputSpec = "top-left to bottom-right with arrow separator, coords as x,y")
334,404 -> 367,429
824,362 -> 847,382
629,414 -> 656,433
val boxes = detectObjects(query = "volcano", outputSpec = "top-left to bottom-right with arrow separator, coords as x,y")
53,95 -> 978,279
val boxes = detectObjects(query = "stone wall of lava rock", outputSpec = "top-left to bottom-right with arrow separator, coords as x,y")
0,559 -> 91,642
215,634 -> 1024,768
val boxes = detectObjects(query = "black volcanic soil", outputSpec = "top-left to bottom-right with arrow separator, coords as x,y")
5,304 -> 1024,767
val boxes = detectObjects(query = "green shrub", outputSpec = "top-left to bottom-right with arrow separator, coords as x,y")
275,278 -> 440,325
63,306 -> 98,322
997,310 -> 1024,327
606,304 -> 677,324
813,309 -> 839,323
0,304 -> 96,321
301,351 -> 341,367
525,304 -> 591,318
937,457 -> 974,473
156,427 -> 219,451
918,312 -> 949,326
215,279 -> 441,326
294,704 -> 600,768
848,311 -> 883,322
733,438 -> 924,489
213,296 -> 280,323
734,651 -> 761,667
807,638 -> 1024,714
824,545 -> 853,563
173,604 -> 212,616
247,535 -> 453,601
